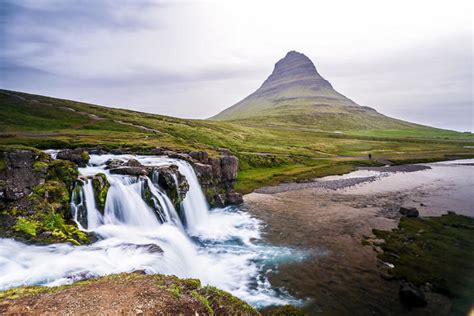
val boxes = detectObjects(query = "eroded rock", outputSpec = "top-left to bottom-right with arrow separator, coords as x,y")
57,149 -> 90,167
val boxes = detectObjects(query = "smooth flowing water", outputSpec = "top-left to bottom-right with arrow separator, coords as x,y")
0,154 -> 304,307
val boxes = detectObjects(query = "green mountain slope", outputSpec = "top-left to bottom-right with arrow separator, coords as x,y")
0,89 -> 472,193
211,51 -> 427,132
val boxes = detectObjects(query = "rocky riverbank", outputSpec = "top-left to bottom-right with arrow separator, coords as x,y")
244,160 -> 474,315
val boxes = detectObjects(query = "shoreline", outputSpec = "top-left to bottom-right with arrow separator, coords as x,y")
244,159 -> 474,315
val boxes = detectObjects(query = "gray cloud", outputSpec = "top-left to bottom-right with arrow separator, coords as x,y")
0,0 -> 472,131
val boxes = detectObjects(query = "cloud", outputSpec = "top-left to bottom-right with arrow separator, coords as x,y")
0,0 -> 472,131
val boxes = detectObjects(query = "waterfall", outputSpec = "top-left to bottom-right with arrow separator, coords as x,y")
0,153 -> 301,308
173,160 -> 210,234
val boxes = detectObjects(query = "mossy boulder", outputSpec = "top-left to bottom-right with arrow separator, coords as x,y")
150,165 -> 189,210
92,173 -> 109,213
47,159 -> 79,190
56,149 -> 90,167
0,148 -> 87,245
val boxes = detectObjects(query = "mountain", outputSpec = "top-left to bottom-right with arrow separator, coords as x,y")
211,51 -> 420,131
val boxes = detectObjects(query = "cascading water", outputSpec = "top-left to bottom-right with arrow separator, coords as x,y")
0,154 -> 305,307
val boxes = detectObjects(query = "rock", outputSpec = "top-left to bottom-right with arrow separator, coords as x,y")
189,151 -> 209,164
150,147 -> 161,155
108,159 -> 148,176
218,148 -> 231,156
0,150 -> 50,202
399,281 -> 427,307
150,165 -> 189,209
226,192 -> 243,205
56,149 -> 90,167
92,173 -> 109,213
193,163 -> 213,185
399,207 -> 419,218
220,155 -> 238,183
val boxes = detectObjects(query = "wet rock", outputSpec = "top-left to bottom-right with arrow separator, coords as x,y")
92,173 -> 109,213
108,159 -> 148,176
150,165 -> 189,209
399,207 -> 419,218
399,281 -> 427,307
56,149 -> 90,167
0,150 -> 50,202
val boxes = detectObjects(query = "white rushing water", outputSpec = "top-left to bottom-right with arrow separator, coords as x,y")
0,154 -> 304,307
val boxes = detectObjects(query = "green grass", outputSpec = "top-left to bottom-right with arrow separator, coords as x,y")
1,89 -> 472,192
373,214 -> 474,315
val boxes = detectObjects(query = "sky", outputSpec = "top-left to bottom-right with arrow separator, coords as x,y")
1,0 -> 473,132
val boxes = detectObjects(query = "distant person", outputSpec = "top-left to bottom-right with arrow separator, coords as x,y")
368,153 -> 372,160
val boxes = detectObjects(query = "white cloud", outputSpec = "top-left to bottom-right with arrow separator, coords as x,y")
1,0 -> 472,131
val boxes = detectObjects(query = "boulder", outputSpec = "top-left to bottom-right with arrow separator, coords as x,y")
399,281 -> 427,307
108,159 -> 148,176
150,165 -> 189,209
0,150 -> 49,202
92,173 -> 109,213
56,149 -> 90,167
399,207 -> 419,218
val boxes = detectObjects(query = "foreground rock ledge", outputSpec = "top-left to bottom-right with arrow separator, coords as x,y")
0,272 -> 259,315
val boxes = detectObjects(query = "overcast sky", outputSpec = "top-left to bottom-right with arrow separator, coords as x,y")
1,0 -> 472,131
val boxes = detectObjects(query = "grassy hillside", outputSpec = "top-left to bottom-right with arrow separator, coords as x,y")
1,89 -> 473,192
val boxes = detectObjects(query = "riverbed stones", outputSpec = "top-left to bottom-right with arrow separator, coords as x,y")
399,207 -> 419,218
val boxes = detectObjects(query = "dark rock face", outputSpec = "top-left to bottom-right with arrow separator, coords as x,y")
57,149 -> 90,167
0,149 -> 89,245
0,150 -> 49,202
399,282 -> 427,307
190,150 -> 242,207
399,207 -> 419,218
151,165 -> 190,207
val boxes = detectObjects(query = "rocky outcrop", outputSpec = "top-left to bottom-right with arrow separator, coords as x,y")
0,149 -> 89,245
190,149 -> 242,206
0,150 -> 49,203
57,149 -> 90,167
150,165 -> 189,209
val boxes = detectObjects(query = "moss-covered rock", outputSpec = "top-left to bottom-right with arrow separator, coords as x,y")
92,173 -> 109,213
47,159 -> 79,190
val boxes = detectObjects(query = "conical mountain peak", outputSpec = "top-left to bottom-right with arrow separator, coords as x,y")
212,51 -> 360,120
259,51 -> 332,93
